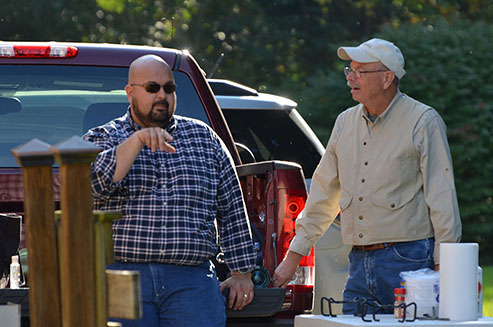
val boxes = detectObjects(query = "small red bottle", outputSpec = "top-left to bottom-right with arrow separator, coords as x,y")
394,288 -> 406,318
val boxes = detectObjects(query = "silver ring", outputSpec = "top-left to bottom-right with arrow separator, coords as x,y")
243,294 -> 248,298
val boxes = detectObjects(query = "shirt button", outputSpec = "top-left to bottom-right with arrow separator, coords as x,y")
359,215 -> 363,220
359,233 -> 363,238
361,179 -> 365,183
390,203 -> 396,208
359,197 -> 363,201
161,226 -> 166,230
363,141 -> 367,146
160,250 -> 166,255
364,161 -> 368,166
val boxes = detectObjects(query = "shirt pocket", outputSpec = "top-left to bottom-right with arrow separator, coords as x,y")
370,191 -> 415,211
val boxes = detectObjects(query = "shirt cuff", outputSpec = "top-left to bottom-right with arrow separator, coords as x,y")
289,235 -> 313,257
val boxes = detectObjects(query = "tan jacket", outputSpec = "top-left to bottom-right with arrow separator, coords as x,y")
290,91 -> 461,262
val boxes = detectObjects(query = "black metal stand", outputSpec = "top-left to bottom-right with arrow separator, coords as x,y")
320,297 -> 417,323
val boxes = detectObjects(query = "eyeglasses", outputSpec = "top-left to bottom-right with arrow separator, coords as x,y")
344,67 -> 389,78
130,82 -> 177,94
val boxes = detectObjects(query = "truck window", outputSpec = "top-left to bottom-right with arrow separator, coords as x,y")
0,66 -> 209,167
223,109 -> 321,178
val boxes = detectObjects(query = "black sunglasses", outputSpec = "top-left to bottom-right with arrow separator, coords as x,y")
131,82 -> 176,94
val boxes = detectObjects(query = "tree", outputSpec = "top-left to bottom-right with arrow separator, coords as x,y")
0,0 -> 99,41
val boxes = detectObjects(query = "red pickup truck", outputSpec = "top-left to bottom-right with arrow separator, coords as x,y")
0,42 -> 313,326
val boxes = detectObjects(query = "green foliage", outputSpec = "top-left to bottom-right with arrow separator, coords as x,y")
293,69 -> 354,144
0,0 -> 99,41
484,266 -> 493,316
96,0 -> 126,14
2,0 -> 491,89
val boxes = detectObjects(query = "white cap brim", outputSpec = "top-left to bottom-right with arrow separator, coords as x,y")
337,47 -> 378,63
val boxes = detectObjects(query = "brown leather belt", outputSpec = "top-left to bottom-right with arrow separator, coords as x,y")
352,242 -> 398,251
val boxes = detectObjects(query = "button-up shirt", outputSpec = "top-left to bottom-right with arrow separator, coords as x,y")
290,91 -> 461,262
83,110 -> 255,271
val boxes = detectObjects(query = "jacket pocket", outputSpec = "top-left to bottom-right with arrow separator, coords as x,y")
370,190 -> 415,211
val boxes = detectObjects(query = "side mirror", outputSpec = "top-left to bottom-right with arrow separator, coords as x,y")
235,142 -> 255,164
0,97 -> 21,115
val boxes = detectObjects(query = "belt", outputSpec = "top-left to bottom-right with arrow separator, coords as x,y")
352,242 -> 398,251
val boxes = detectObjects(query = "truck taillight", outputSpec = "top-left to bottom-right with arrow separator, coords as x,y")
282,194 -> 304,234
0,45 -> 78,58
280,193 -> 314,286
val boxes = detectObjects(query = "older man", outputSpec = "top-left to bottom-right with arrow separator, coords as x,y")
273,38 -> 461,314
84,55 -> 255,326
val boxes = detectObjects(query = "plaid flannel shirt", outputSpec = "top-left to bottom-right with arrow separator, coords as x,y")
83,110 -> 255,271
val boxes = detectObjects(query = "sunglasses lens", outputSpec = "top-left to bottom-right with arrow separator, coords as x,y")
163,83 -> 176,94
141,82 -> 176,94
145,82 -> 161,93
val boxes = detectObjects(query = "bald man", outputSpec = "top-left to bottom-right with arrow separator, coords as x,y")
84,55 -> 255,327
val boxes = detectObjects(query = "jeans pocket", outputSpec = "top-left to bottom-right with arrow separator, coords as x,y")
392,239 -> 432,263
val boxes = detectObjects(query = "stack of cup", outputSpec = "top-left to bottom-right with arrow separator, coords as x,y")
401,268 -> 440,318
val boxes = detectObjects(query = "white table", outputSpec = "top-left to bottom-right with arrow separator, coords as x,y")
295,314 -> 493,327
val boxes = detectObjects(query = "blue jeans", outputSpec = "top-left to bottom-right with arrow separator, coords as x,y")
342,238 -> 434,314
108,261 -> 226,327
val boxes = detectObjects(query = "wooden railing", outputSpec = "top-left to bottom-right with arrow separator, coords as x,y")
12,137 -> 141,327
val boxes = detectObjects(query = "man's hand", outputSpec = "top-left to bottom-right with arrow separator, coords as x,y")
113,127 -> 175,182
220,272 -> 254,311
272,251 -> 303,288
136,127 -> 175,153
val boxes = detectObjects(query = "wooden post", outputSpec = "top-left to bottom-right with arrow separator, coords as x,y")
93,211 -> 122,327
11,138 -> 62,327
106,270 -> 142,320
50,136 -> 101,327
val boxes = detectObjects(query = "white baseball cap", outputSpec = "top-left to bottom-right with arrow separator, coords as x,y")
337,38 -> 406,79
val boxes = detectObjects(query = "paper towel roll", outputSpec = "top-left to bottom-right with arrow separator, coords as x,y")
439,243 -> 478,321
